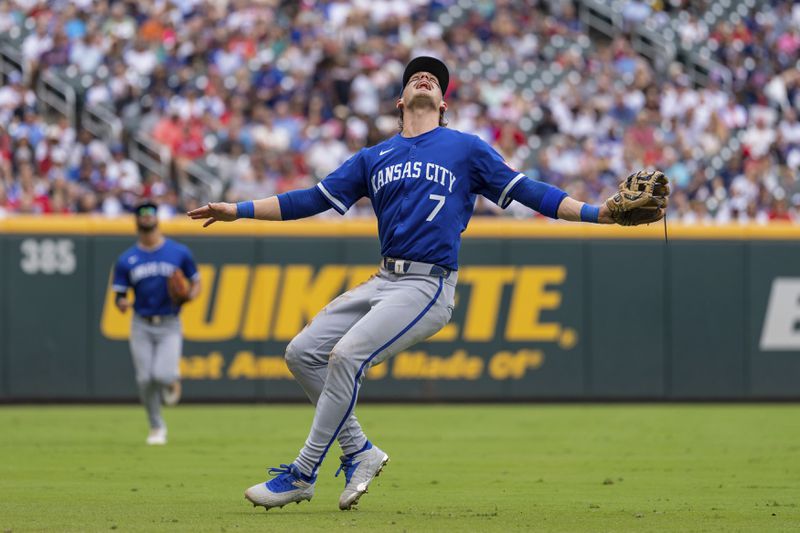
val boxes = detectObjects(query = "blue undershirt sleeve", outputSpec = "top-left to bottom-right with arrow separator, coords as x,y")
277,186 -> 333,220
506,177 -> 568,219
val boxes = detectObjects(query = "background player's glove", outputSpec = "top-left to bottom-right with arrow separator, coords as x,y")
168,269 -> 191,305
605,170 -> 670,226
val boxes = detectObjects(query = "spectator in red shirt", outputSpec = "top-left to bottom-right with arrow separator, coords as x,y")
768,198 -> 793,222
172,123 -> 205,160
152,112 -> 182,151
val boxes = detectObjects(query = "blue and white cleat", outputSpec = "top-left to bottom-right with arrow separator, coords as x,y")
244,463 -> 316,511
336,441 -> 390,510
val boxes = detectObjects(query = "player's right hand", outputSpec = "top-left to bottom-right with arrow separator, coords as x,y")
187,202 -> 238,227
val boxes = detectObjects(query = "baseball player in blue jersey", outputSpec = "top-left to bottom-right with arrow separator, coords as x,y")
188,57 -> 667,510
114,202 -> 201,445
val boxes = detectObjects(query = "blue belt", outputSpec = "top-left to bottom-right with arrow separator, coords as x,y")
383,257 -> 451,278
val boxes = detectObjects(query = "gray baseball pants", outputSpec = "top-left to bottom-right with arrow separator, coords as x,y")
287,265 -> 457,477
130,314 -> 182,429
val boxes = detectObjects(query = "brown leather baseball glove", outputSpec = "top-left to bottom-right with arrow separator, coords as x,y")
605,170 -> 670,226
168,268 -> 191,305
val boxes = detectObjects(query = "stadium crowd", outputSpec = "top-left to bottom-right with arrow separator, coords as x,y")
0,0 -> 799,223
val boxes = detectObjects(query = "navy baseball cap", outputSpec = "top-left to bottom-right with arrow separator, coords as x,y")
402,56 -> 449,94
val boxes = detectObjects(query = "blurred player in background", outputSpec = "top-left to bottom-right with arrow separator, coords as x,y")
113,202 -> 201,445
189,56 -> 665,510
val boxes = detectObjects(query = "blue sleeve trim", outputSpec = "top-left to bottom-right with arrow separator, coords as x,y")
236,201 -> 255,219
277,186 -> 332,220
580,203 -> 600,223
507,177 -> 567,219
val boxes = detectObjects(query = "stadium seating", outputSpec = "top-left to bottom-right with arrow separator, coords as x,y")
0,0 -> 798,222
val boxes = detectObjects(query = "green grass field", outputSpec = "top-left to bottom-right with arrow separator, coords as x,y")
1,404 -> 799,532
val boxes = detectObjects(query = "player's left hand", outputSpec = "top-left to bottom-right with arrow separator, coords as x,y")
187,202 -> 237,227
604,170 -> 670,226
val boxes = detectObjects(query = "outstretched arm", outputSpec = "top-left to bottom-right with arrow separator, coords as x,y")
556,196 -> 615,224
187,196 -> 282,227
187,186 -> 332,227
506,177 -> 615,224
507,172 -> 668,225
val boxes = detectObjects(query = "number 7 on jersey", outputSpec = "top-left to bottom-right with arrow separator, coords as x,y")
426,194 -> 446,222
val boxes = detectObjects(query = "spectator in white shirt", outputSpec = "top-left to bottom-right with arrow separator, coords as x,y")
124,39 -> 158,79
104,3 -> 136,41
106,145 -> 141,192
70,33 -> 106,74
742,117 -> 777,159
21,21 -> 53,68
305,122 -> 349,180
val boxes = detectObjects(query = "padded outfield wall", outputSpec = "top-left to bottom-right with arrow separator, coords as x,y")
0,216 -> 799,401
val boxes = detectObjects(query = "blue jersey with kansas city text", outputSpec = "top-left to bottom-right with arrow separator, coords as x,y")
112,239 -> 199,317
316,127 -> 523,270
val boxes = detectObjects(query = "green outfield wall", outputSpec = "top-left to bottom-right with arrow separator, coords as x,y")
1,217 -> 799,401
